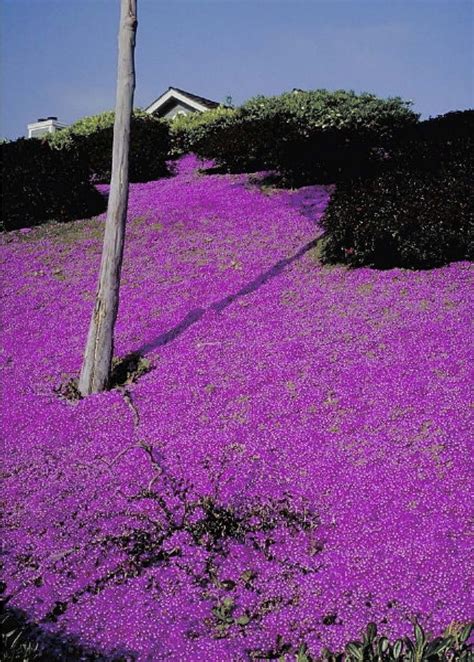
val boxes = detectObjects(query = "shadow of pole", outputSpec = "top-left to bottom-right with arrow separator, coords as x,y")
138,307 -> 206,354
136,238 -> 319,355
210,238 -> 318,313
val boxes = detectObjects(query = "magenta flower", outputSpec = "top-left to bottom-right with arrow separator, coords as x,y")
0,155 -> 471,660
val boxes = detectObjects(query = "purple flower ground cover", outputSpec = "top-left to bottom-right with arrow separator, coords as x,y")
0,155 -> 472,660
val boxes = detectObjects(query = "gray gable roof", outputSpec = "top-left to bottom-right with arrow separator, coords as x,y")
169,87 -> 220,109
145,86 -> 221,115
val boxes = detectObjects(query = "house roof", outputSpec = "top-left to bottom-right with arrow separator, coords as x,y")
170,87 -> 221,109
144,86 -> 221,115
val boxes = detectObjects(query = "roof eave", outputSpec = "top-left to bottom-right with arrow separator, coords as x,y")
145,87 -> 213,115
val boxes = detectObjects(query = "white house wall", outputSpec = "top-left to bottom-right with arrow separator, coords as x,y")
161,101 -> 199,119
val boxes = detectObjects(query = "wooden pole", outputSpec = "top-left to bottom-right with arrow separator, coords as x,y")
78,0 -> 138,396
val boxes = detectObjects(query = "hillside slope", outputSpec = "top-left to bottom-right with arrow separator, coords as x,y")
0,155 -> 472,660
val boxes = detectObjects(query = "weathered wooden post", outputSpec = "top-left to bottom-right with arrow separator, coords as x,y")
78,0 -> 138,396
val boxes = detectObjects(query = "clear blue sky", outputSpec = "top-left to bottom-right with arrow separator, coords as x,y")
1,0 -> 473,139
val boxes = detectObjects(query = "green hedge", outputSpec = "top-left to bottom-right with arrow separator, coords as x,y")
49,110 -> 170,183
320,110 -> 474,269
171,90 -> 418,182
1,138 -> 105,231
169,106 -> 236,159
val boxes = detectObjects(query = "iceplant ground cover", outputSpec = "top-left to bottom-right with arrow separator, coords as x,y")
0,155 -> 472,661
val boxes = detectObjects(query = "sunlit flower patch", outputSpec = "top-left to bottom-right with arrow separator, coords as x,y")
0,155 -> 472,659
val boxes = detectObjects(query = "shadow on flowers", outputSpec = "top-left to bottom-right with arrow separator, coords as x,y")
137,238 -> 318,355
0,599 -> 135,661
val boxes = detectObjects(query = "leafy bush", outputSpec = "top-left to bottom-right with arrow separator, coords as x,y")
321,110 -> 474,269
49,110 -> 170,183
1,138 -> 105,231
391,109 -> 474,148
169,106 -> 236,159
173,89 -> 418,182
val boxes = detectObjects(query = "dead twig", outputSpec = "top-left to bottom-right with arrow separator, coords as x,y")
118,386 -> 140,427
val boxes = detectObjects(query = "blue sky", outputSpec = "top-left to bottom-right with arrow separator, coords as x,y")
1,0 -> 473,139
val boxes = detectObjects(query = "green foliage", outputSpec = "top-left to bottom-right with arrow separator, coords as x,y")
321,110 -> 474,269
48,109 -> 171,183
296,643 -> 312,661
1,613 -> 40,662
172,89 -> 418,182
314,621 -> 473,661
392,109 -> 474,147
169,106 -> 236,158
1,138 -> 105,231
212,596 -> 237,639
1,597 -> 471,662
246,622 -> 472,660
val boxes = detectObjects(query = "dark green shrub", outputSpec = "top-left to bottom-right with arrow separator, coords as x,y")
320,110 -> 474,269
174,89 -> 418,182
391,109 -> 474,149
49,110 -> 170,183
1,138 -> 105,232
